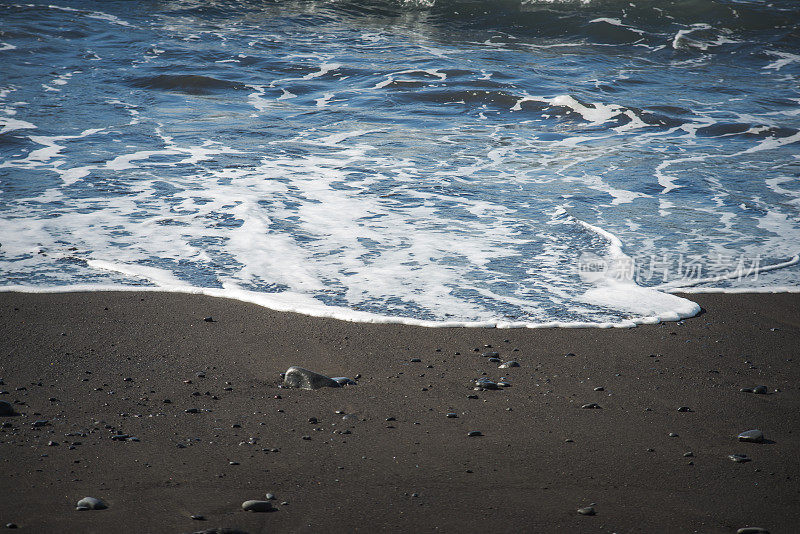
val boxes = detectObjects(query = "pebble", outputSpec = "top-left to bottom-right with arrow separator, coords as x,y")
738,429 -> 764,443
283,367 -> 341,389
473,378 -> 499,390
593,387 -> 604,391
76,497 -> 107,510
668,433 -> 678,438
481,352 -> 499,358
331,377 -> 357,386
241,500 -> 274,512
190,514 -> 205,521
498,361 -> 519,368
728,454 -> 751,463
410,358 -> 421,362
581,403 -> 601,409
736,528 -> 769,534
0,400 -> 15,416
677,406 -> 692,412
446,413 -> 458,418
203,316 -> 214,322
5,524 -> 18,529
185,408 -> 199,414
683,452 -> 694,457
577,506 -> 596,516
265,493 -> 276,500
467,430 -> 482,437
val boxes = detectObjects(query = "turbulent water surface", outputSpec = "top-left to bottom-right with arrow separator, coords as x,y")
1,0 -> 799,326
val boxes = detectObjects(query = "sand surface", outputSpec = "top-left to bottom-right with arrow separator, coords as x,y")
0,291 -> 798,533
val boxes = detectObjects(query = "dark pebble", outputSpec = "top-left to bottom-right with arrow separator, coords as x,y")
738,429 -> 764,443
481,352 -> 499,358
241,500 -> 274,512
728,454 -> 751,463
410,358 -> 421,363
203,316 -> 214,322
76,496 -> 106,510
446,413 -> 458,418
0,400 -> 15,416
677,406 -> 692,412
5,524 -> 18,529
577,506 -> 595,516
581,403 -> 601,409
467,430 -> 482,437
593,387 -> 604,391
185,408 -> 199,413
474,378 -> 499,390
736,528 -> 769,534
190,514 -> 205,521
752,385 -> 768,394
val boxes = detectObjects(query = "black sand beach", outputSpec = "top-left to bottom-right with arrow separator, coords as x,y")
0,291 -> 798,533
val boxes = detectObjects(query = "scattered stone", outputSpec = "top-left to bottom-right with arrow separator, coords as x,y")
728,454 -> 751,463
736,528 -> 769,534
467,394 -> 479,399
265,493 -> 276,500
241,500 -> 274,512
593,387 -> 604,391
190,514 -> 205,521
738,430 -> 764,443
331,377 -> 357,386
48,441 -> 58,446
577,506 -> 596,516
283,367 -> 340,390
481,352 -> 499,358
473,378 -> 499,390
76,497 -> 107,510
5,524 -> 18,529
189,529 -> 249,534
498,361 -> 519,368
677,406 -> 692,412
446,413 -> 458,418
683,452 -> 694,457
0,400 -> 15,416
410,358 -> 421,363
581,403 -> 601,409
203,316 -> 214,322
669,433 -> 678,438
467,430 -> 482,437
752,385 -> 768,394
488,357 -> 502,363
32,420 -> 48,427
185,408 -> 199,414
497,381 -> 511,387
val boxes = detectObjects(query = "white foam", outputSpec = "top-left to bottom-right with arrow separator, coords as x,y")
763,51 -> 800,71
0,117 -> 36,135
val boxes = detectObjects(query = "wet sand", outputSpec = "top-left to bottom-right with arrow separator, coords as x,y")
0,291 -> 798,533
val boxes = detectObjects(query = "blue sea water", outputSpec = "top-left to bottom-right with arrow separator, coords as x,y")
0,0 -> 799,326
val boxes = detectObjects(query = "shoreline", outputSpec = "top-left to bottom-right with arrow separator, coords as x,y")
1,290 -> 798,533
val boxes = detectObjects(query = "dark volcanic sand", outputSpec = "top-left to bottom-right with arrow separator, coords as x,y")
0,291 -> 798,533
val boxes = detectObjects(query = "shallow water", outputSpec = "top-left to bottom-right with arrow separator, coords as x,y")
1,0 -> 799,326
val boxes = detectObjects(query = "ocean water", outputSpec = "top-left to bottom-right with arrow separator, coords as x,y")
1,0 -> 799,327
